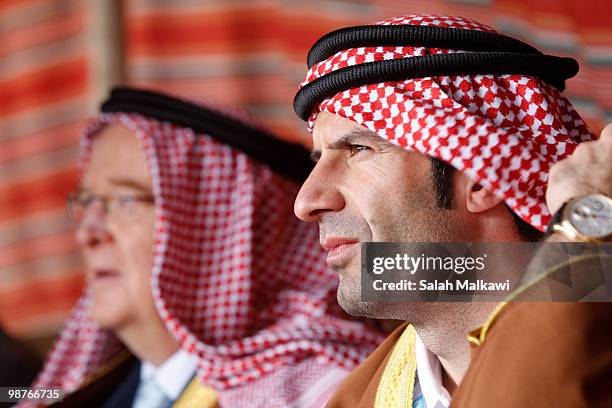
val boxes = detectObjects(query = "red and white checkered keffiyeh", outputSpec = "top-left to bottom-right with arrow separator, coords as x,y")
27,109 -> 384,407
300,14 -> 595,231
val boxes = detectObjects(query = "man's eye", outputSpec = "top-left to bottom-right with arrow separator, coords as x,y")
349,144 -> 370,156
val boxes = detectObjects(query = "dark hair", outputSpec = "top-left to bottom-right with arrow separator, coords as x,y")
430,158 -> 543,242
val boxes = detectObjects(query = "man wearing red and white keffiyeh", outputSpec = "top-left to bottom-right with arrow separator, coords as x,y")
23,88 -> 384,408
292,14 -> 595,408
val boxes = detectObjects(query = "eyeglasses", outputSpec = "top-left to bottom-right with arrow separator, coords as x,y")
66,191 -> 155,222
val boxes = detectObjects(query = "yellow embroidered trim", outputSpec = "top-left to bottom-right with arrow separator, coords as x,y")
173,377 -> 218,408
467,253 -> 611,347
467,301 -> 507,347
374,324 -> 417,408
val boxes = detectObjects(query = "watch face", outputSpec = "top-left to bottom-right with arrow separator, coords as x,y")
568,194 -> 612,239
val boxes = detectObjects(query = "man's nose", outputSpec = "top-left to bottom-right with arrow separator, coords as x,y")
294,161 -> 345,222
75,201 -> 113,248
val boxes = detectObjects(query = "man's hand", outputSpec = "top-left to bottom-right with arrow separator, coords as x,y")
546,124 -> 612,214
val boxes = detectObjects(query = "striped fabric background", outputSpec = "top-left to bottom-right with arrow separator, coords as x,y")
1,0 -> 91,343
1,0 -> 611,351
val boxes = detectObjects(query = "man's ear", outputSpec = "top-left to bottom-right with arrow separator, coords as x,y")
464,177 -> 504,213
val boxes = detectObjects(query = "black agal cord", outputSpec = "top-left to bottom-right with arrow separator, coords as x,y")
295,25 -> 578,121
102,87 -> 313,182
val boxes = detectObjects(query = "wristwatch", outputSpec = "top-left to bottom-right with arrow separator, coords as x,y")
545,194 -> 612,242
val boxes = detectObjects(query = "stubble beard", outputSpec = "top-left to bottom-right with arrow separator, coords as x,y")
335,189 -> 461,320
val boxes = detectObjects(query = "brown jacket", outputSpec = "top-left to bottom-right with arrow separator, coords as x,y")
326,322 -> 417,408
451,301 -> 612,408
452,250 -> 612,408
